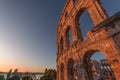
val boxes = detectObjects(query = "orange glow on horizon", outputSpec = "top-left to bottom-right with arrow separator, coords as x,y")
0,65 -> 45,72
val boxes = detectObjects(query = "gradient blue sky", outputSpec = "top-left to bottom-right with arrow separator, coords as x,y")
0,0 -> 120,72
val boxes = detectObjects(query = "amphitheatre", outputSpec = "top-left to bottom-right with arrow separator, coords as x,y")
56,0 -> 120,80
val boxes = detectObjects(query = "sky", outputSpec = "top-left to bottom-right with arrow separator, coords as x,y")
0,0 -> 120,72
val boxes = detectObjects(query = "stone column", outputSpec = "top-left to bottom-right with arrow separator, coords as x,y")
64,61 -> 68,80
110,57 -> 120,80
87,0 -> 108,26
64,34 -> 69,49
57,64 -> 59,80
72,19 -> 82,41
79,63 -> 90,80
93,0 -> 108,19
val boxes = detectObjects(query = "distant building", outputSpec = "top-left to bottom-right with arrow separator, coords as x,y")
100,59 -> 116,80
91,59 -> 116,80
91,60 -> 101,80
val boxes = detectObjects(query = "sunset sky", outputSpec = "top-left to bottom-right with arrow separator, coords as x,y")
0,0 -> 120,72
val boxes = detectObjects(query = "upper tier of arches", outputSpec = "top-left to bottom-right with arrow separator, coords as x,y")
57,0 -> 108,54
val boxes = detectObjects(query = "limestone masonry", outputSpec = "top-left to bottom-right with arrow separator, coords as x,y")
56,0 -> 120,80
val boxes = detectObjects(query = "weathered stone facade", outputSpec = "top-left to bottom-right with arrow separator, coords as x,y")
56,0 -> 120,80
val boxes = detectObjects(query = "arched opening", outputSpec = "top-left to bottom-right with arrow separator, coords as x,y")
60,37 -> 64,52
66,27 -> 73,47
69,29 -> 73,44
83,51 -> 116,80
75,10 -> 94,40
73,0 -> 77,3
65,12 -> 68,18
67,59 -> 74,80
60,63 -> 64,80
79,10 -> 94,38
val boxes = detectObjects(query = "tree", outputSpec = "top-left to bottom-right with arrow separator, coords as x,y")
22,72 -> 32,80
6,69 -> 20,80
7,69 -> 12,79
40,68 -> 56,80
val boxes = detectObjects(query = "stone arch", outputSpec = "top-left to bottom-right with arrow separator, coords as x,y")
60,63 -> 64,80
67,58 -> 75,80
64,26 -> 73,48
82,50 -> 116,80
82,49 -> 111,65
73,0 -> 108,40
76,9 -> 94,39
75,8 -> 86,25
74,0 -> 108,26
83,50 -> 99,80
57,0 -> 120,80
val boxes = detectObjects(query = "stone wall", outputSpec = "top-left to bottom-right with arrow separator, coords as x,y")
56,0 -> 120,80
